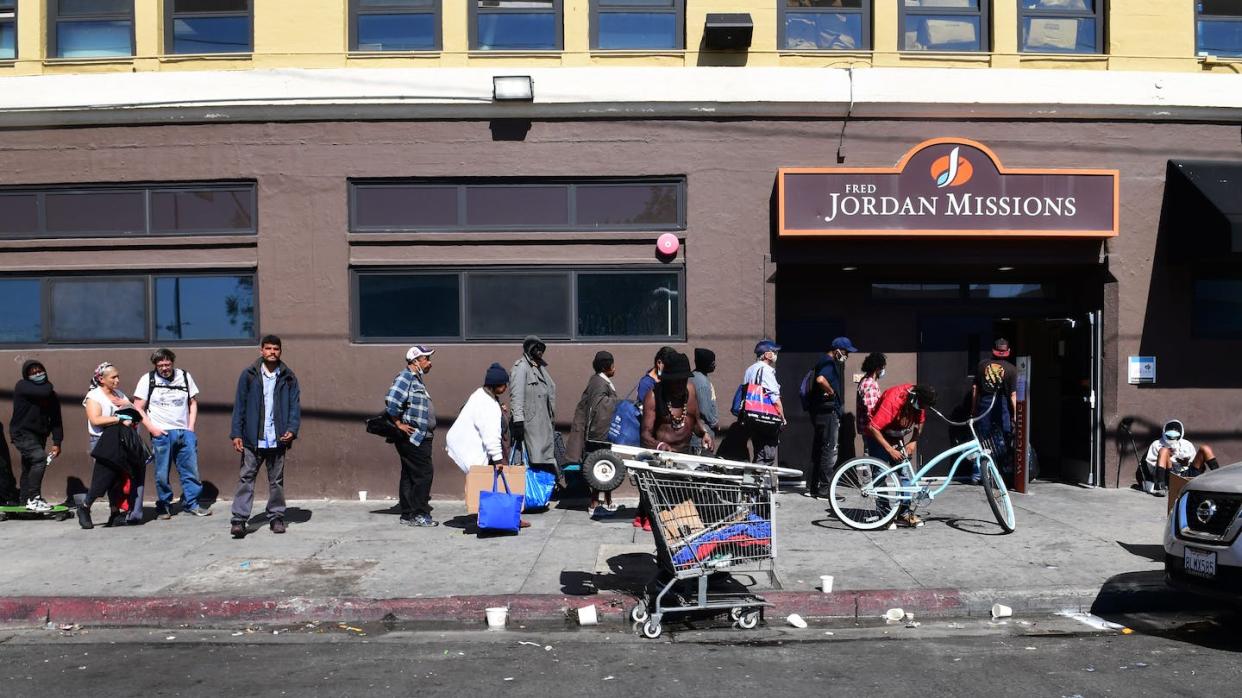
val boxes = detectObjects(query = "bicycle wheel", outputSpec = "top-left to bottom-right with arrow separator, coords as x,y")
829,458 -> 902,531
981,456 -> 1016,534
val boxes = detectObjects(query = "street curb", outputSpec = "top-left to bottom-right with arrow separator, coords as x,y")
0,580 -> 1191,629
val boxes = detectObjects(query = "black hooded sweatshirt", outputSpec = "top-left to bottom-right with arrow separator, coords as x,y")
10,360 -> 64,444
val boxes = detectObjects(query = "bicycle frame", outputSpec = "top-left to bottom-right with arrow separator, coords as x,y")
864,399 -> 995,504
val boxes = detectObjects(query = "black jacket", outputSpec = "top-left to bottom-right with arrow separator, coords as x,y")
10,360 -> 64,444
90,423 -> 149,476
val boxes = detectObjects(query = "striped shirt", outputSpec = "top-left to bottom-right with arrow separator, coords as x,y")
385,368 -> 435,446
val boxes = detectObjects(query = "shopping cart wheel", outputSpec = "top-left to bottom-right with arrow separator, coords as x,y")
736,610 -> 760,630
582,451 -> 627,492
630,600 -> 649,624
729,607 -> 744,621
640,619 -> 663,639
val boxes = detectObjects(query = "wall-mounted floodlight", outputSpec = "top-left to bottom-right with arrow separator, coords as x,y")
493,75 -> 534,102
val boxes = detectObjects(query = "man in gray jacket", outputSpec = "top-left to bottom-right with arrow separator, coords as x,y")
691,348 -> 719,455
510,335 -> 561,487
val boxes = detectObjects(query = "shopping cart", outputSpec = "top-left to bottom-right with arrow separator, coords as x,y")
620,452 -> 801,639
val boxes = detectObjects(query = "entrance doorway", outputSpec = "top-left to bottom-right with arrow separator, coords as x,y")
915,311 -> 1101,484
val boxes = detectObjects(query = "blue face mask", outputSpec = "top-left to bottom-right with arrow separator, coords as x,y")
29,372 -> 47,384
1164,430 -> 1181,441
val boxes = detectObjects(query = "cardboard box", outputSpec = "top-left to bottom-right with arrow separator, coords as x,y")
1168,472 -> 1191,514
465,465 -> 526,515
656,500 -> 706,544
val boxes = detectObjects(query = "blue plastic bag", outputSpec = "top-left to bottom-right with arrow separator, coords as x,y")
607,400 -> 641,446
478,469 -> 524,533
524,467 -> 557,512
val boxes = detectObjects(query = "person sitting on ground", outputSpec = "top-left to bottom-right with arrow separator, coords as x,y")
566,351 -> 619,518
447,362 -> 530,529
866,383 -> 938,529
1143,419 -> 1220,497
634,351 -> 713,532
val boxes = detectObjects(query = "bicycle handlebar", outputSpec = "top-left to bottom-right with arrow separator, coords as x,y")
926,395 -> 996,428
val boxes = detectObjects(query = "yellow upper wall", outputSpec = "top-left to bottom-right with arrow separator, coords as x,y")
0,1 -> 1229,76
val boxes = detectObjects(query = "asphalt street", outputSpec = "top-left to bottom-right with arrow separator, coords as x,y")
1,611 -> 1237,697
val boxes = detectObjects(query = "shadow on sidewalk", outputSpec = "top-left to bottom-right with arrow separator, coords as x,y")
560,552 -> 657,597
244,506 -> 312,529
1116,540 -> 1164,562
1090,569 -> 1240,652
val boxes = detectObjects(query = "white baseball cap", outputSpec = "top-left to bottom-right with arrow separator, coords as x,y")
406,345 -> 435,362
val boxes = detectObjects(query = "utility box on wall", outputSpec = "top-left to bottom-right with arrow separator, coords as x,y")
704,13 -> 753,50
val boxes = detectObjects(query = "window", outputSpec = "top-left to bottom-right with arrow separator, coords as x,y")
967,283 -> 1052,299
591,0 -> 683,50
353,267 -> 684,341
779,0 -> 870,51
1198,1 -> 1242,57
49,0 -> 134,58
351,0 -> 441,51
0,183 -> 256,239
1193,278 -> 1242,338
0,273 -> 257,346
874,282 -> 1053,300
872,282 -> 961,299
900,0 -> 988,52
350,178 -> 685,232
167,0 -> 252,54
1018,0 -> 1102,54
471,0 -> 562,51
1,0 -> 15,60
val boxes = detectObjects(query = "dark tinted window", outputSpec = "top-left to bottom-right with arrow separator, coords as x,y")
872,283 -> 960,299
577,271 -> 680,338
967,283 -> 1052,299
1193,278 -> 1242,338
357,274 -> 460,339
0,194 -> 38,235
0,279 -> 41,343
466,186 -> 570,228
155,275 -> 256,341
169,0 -> 251,54
353,0 -> 440,51
472,0 -> 561,50
49,278 -> 147,342
45,191 -> 145,235
466,272 -> 571,338
354,185 -> 458,230
150,188 -> 255,233
781,0 -> 868,51
576,182 -> 681,227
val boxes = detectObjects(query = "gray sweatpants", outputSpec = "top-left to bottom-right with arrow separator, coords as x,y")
231,447 -> 286,523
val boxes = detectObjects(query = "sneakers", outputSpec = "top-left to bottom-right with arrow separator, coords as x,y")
186,506 -> 213,517
230,521 -> 247,538
25,497 -> 53,513
898,512 -> 924,528
398,516 -> 417,527
270,519 -> 287,534
642,518 -> 652,532
632,515 -> 644,528
77,505 -> 94,530
411,514 -> 438,527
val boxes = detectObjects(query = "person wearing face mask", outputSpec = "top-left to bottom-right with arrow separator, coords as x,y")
1142,419 -> 1220,497
690,348 -> 719,455
856,352 -> 887,459
806,337 -> 859,499
509,335 -> 561,488
7,360 -> 65,512
386,345 -> 438,528
742,339 -> 786,469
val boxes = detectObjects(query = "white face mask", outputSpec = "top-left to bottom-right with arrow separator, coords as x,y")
879,368 -> 887,379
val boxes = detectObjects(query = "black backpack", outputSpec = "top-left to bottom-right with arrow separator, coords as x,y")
146,369 -> 191,399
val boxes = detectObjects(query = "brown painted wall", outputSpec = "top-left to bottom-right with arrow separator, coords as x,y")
1,118 -> 1240,498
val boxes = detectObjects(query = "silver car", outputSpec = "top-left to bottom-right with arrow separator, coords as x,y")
1164,463 -> 1242,601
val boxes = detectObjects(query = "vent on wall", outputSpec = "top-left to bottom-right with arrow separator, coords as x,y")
704,13 -> 753,50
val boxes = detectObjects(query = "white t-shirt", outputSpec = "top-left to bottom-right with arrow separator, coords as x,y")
133,369 -> 199,431
743,360 -> 781,398
1146,437 -> 1196,469
445,387 -> 505,474
84,387 -> 130,438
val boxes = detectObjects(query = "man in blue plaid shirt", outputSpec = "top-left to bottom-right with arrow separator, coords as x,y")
386,345 -> 437,527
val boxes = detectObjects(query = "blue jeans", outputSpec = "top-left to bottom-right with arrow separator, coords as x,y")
972,394 -> 1012,482
152,429 -> 203,512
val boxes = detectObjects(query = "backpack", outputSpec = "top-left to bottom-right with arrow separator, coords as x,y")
798,358 -> 830,412
146,369 -> 191,401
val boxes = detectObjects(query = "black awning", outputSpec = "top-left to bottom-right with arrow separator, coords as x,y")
1167,160 -> 1242,254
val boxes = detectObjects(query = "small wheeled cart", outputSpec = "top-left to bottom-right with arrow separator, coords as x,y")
0,503 -> 73,522
583,445 -> 801,639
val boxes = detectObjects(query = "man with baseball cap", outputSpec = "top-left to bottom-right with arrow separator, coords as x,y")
971,338 -> 1018,484
385,345 -> 438,527
741,339 -> 785,468
806,336 -> 859,498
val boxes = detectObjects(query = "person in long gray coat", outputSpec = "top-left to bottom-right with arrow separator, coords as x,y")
510,335 -> 561,487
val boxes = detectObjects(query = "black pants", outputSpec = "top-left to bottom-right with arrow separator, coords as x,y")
808,410 -> 841,494
0,423 -> 17,504
85,461 -> 138,509
12,430 -> 50,502
396,435 -> 434,519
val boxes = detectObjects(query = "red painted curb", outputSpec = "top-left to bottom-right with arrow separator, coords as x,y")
0,589 -> 967,627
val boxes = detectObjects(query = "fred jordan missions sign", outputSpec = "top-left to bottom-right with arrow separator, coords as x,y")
779,139 -> 1118,238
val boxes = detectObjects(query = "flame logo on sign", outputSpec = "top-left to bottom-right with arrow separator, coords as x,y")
931,146 -> 973,188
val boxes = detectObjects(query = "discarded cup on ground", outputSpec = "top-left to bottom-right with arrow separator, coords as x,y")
904,612 -> 914,622
786,613 -> 808,629
486,607 -> 508,629
820,575 -> 834,593
991,603 -> 1013,619
577,605 -> 598,626
358,490 -> 368,502
884,608 -> 905,622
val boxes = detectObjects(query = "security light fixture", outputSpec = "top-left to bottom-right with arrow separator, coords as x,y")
998,266 -> 1015,272
493,75 -> 534,102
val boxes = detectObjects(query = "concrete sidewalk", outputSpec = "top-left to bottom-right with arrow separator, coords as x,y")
0,482 -> 1179,627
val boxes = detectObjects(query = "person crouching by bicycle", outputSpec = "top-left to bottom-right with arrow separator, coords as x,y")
865,384 -> 937,529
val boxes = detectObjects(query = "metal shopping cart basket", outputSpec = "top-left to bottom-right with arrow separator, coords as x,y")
620,452 -> 801,639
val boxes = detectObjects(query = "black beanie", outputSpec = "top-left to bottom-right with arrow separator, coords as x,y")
693,348 -> 716,374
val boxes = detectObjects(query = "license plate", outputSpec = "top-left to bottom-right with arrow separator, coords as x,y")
1184,547 -> 1217,579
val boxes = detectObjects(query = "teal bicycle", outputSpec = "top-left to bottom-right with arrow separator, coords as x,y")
828,403 -> 1016,534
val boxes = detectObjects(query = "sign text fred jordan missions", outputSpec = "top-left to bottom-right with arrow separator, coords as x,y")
779,139 -> 1118,238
